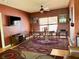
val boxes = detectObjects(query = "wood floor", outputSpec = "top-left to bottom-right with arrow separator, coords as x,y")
0,45 -> 17,53
0,48 -> 9,53
0,41 -> 23,53
0,46 -> 14,53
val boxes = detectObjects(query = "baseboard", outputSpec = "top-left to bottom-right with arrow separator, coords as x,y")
4,44 -> 11,48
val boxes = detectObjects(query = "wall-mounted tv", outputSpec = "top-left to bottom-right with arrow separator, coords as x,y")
7,16 -> 21,26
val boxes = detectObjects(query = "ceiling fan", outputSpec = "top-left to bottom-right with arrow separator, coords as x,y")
40,5 -> 50,13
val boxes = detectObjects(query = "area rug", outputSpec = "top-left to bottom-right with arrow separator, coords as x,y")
0,49 -> 59,59
0,49 -> 25,59
14,38 -> 69,54
0,38 -> 67,59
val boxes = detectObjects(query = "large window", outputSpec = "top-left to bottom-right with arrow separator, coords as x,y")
39,16 -> 58,32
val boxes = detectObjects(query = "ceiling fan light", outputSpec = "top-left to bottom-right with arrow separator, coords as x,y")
40,5 -> 44,13
40,8 -> 44,13
40,10 -> 44,13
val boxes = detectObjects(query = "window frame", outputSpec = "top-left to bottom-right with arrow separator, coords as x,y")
39,16 -> 58,32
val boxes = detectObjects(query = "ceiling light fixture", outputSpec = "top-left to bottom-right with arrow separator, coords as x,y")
40,5 -> 44,13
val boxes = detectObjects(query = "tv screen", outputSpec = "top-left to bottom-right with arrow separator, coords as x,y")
8,16 -> 21,26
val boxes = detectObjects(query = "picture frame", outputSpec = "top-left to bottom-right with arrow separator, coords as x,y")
58,14 -> 67,24
33,17 -> 39,24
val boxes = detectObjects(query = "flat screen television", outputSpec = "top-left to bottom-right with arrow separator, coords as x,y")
7,16 -> 21,26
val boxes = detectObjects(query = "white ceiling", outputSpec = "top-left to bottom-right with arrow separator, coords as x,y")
0,0 -> 70,13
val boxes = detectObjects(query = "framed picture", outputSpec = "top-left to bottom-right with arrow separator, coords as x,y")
58,14 -> 67,24
33,17 -> 39,24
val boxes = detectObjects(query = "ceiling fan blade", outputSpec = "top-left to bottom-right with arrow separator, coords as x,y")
44,7 -> 50,11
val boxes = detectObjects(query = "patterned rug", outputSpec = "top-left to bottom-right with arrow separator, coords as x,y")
0,38 -> 67,59
0,49 -> 25,59
0,49 -> 63,59
14,38 -> 69,54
